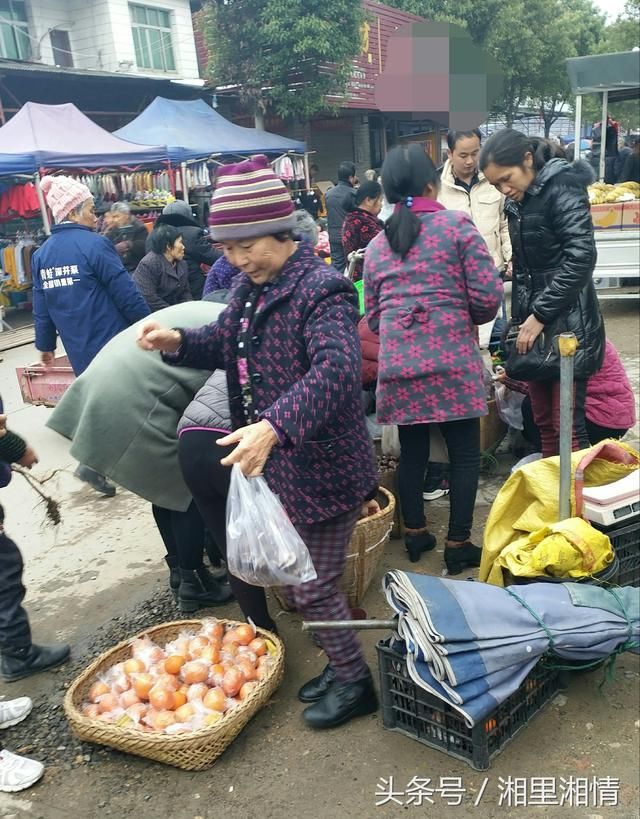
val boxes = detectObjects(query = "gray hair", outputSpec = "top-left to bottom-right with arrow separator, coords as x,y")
110,201 -> 131,215
62,198 -> 92,223
293,210 -> 319,245
363,169 -> 377,181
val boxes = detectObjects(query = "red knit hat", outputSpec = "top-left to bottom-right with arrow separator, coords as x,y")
209,155 -> 296,241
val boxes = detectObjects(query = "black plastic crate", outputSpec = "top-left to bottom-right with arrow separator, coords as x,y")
592,516 -> 639,587
377,639 -> 564,771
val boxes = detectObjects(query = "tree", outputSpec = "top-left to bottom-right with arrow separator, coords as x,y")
528,0 -> 606,136
197,0 -> 365,126
579,0 -> 640,132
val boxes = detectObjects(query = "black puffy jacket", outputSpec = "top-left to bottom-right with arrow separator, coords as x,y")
505,158 -> 605,379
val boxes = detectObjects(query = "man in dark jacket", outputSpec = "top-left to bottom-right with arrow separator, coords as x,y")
105,202 -> 149,273
325,161 -> 357,273
146,201 -> 220,298
33,175 -> 150,496
619,137 -> 640,183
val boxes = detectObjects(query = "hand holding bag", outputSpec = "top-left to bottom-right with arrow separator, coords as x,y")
502,320 -> 564,381
226,464 -> 317,587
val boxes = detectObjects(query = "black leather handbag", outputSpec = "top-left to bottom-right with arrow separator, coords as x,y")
503,321 -> 563,381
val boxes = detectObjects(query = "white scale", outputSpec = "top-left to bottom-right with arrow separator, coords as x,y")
582,470 -> 640,528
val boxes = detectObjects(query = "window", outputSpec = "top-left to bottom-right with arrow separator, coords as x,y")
130,4 -> 176,72
0,0 -> 30,61
50,30 -> 73,68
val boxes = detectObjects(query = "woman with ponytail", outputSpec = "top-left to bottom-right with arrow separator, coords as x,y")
480,129 -> 605,457
364,144 -> 503,574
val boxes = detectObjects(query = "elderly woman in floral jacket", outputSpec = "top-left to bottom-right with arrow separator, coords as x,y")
138,156 -> 379,732
365,145 -> 503,575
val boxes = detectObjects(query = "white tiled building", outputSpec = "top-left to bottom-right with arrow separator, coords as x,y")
0,0 -> 200,82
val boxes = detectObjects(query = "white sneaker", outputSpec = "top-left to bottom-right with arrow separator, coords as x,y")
422,487 -> 450,501
0,749 -> 44,792
0,697 -> 33,729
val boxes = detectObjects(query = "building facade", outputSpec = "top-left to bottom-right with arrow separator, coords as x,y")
0,0 -> 199,81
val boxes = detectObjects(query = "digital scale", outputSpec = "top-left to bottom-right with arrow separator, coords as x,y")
582,470 -> 640,527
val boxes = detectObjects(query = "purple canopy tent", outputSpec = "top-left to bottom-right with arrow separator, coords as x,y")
0,102 -> 168,233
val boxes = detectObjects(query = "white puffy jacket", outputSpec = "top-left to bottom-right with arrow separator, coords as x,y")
438,160 -> 512,272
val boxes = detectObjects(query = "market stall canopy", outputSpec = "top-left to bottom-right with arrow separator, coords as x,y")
0,102 -> 168,175
566,51 -> 640,103
114,97 -> 305,163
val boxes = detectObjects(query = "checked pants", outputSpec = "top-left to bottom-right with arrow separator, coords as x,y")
287,507 -> 368,684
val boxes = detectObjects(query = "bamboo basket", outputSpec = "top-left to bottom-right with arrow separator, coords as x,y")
272,488 -> 395,611
340,487 -> 395,607
63,619 -> 284,771
377,468 -> 403,539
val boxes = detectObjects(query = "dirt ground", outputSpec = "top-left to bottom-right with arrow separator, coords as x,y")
0,299 -> 638,819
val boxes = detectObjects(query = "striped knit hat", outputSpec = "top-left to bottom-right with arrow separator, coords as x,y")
208,155 -> 296,240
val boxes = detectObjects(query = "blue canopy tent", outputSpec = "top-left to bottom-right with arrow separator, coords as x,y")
0,102 -> 168,233
114,97 -> 305,163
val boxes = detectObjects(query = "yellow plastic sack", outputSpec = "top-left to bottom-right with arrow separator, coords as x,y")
481,441 -> 639,586
495,517 -> 614,580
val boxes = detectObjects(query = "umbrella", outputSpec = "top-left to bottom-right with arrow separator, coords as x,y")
383,571 -> 639,727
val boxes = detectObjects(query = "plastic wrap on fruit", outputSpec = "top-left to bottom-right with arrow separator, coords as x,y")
131,636 -> 166,667
200,618 -> 225,641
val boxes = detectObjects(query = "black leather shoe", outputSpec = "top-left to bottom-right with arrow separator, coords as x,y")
405,529 -> 436,563
74,465 -> 116,497
164,556 -> 180,598
303,669 -> 378,729
178,568 -> 233,613
445,542 -> 482,575
1,643 -> 71,683
298,664 -> 336,703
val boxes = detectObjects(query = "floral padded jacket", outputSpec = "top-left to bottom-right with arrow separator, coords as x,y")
364,209 -> 503,426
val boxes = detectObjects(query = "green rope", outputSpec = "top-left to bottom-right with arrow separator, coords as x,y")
504,586 -> 557,649
504,585 -> 639,681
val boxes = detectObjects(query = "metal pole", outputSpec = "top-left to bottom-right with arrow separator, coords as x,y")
181,162 -> 189,202
573,94 -> 582,160
302,619 -> 396,631
598,91 -> 608,182
34,171 -> 51,236
558,332 -> 578,521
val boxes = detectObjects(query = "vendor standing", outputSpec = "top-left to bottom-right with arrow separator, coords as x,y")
137,155 -> 379,731
105,202 -> 149,273
134,224 -> 192,312
147,201 -> 220,299
32,176 -> 150,497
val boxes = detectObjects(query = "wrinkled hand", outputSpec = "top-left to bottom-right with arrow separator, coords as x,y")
492,366 -> 506,382
40,351 -> 55,368
516,314 -> 544,354
217,421 -> 278,477
0,414 -> 6,437
136,321 -> 182,353
504,260 -> 513,280
17,446 -> 38,469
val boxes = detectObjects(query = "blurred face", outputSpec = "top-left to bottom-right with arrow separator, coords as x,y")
449,134 -> 481,181
360,195 -> 383,217
482,154 -> 536,202
221,235 -> 295,285
70,199 -> 97,230
166,236 -> 185,261
110,210 -> 130,228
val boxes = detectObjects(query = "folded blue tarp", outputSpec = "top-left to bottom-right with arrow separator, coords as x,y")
383,571 -> 639,726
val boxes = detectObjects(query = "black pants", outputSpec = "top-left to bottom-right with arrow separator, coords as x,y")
151,502 -> 206,571
0,530 -> 32,651
178,429 -> 276,631
329,238 -> 346,275
521,395 -> 628,451
398,418 -> 480,542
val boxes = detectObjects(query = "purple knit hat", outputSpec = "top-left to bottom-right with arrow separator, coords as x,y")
209,155 -> 296,241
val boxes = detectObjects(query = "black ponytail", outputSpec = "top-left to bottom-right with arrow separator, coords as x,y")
381,144 -> 439,258
480,128 -> 562,173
